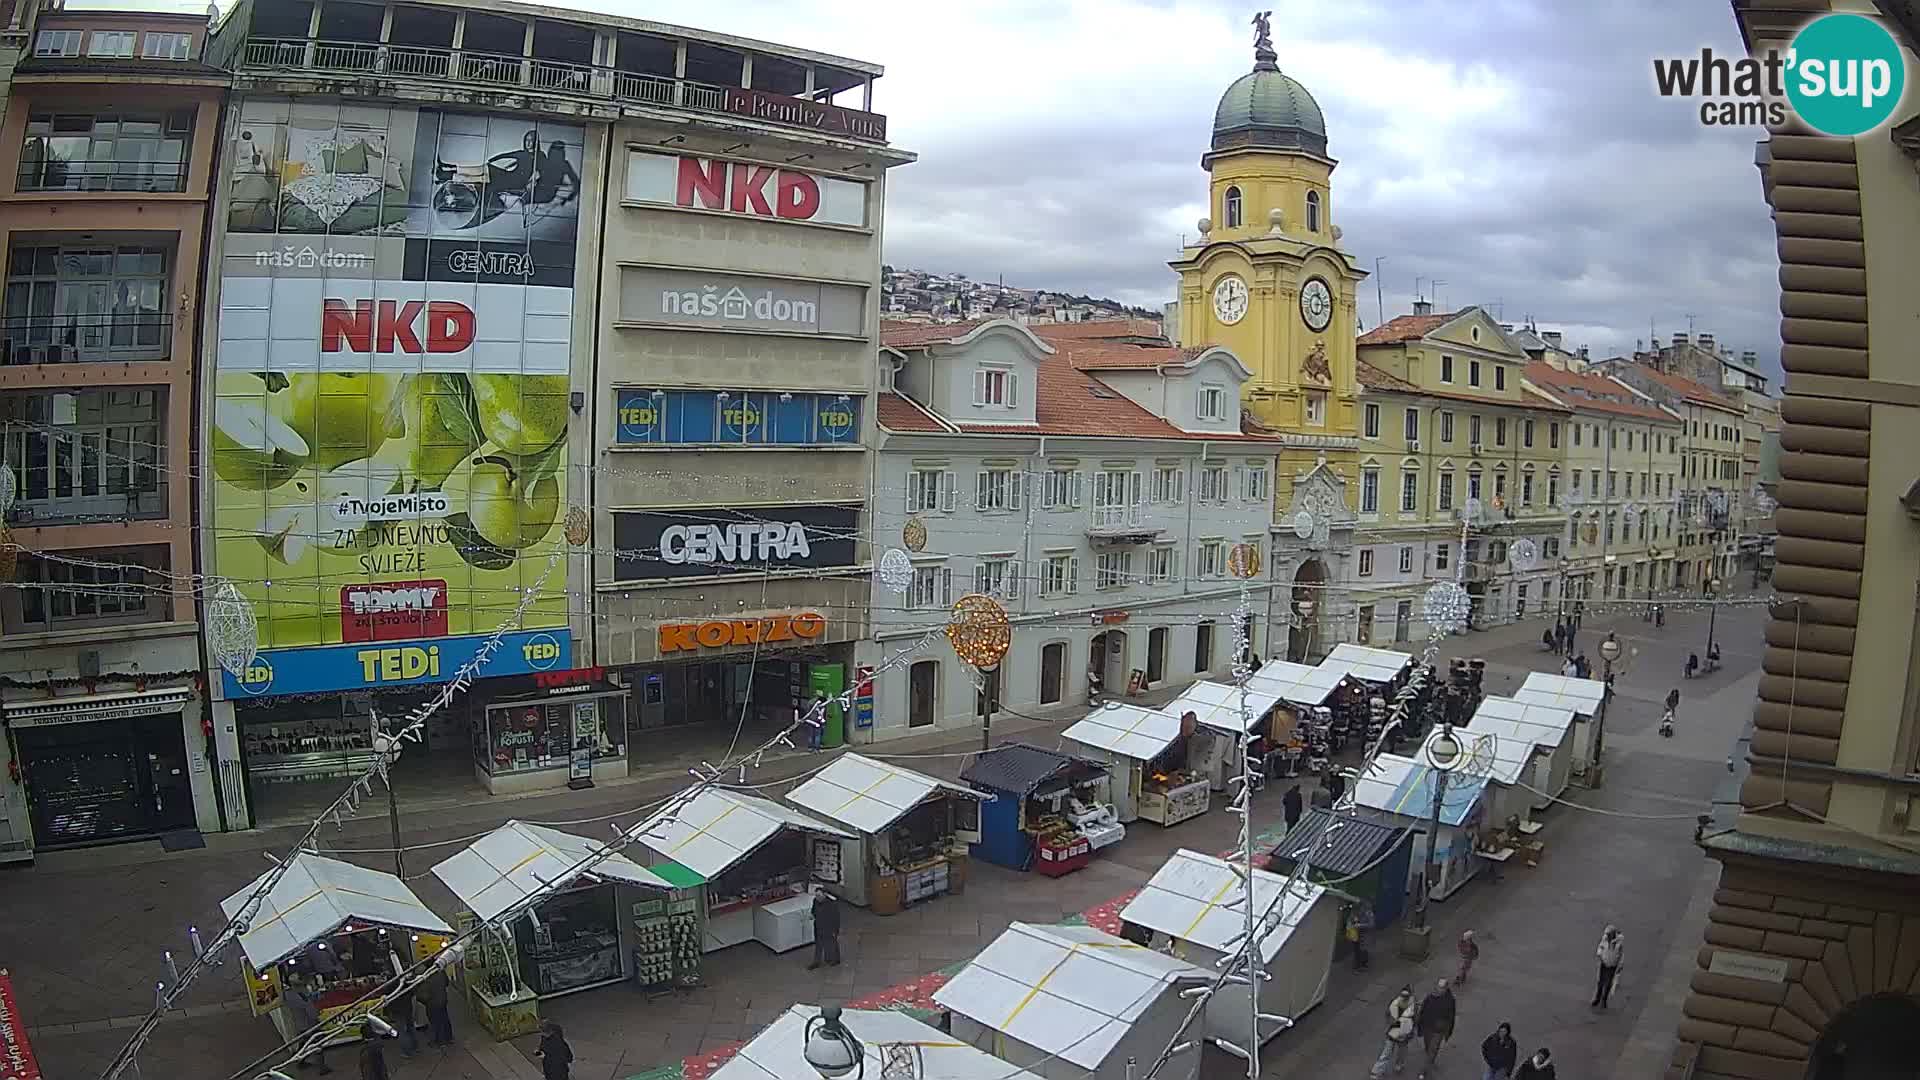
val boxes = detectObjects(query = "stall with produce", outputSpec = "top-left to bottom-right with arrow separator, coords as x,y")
1060,703 -> 1210,826
1159,680 -> 1289,791
223,852 -> 454,1048
960,742 -> 1114,874
783,753 -> 984,913
1511,673 -> 1608,777
1350,753 -> 1490,902
631,789 -> 851,954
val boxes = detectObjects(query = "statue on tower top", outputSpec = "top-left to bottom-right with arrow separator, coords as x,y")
1251,10 -> 1278,69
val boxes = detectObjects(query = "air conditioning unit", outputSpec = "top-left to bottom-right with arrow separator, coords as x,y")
1470,442 -> 1485,454
1406,439 -> 1421,452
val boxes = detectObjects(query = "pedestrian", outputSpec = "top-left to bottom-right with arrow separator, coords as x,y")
1282,783 -> 1303,833
1345,904 -> 1372,971
358,1020 -> 391,1080
1575,654 -> 1591,679
1415,977 -> 1456,1077
1561,656 -> 1577,678
1326,768 -> 1347,804
1515,1048 -> 1557,1080
381,980 -> 415,1058
1456,929 -> 1480,986
808,691 -> 828,749
287,974 -> 333,1074
535,1019 -> 573,1080
1480,1022 -> 1518,1080
1666,687 -> 1681,715
1565,627 -> 1577,658
1369,985 -> 1416,1077
1593,925 -> 1625,1008
420,961 -> 454,1048
1309,783 -> 1333,810
808,883 -> 842,969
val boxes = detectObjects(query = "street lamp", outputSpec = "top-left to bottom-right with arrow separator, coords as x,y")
804,1005 -> 865,1080
1594,634 -> 1623,787
372,721 -> 405,877
1705,576 -> 1724,660
1403,724 -> 1461,958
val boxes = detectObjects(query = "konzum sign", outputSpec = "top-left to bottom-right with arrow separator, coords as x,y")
625,152 -> 867,229
658,611 -> 828,654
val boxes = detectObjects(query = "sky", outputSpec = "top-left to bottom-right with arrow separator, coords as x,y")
115,0 -> 1782,376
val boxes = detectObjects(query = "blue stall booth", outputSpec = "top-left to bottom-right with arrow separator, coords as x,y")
959,743 -> 1114,873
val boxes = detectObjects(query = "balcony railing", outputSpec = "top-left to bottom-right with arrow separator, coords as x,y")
1,313 -> 172,365
238,37 -> 888,143
16,161 -> 189,194
1091,505 -> 1143,530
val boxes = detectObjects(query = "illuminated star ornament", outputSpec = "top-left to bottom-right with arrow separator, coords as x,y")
946,593 -> 1011,670
1423,581 -> 1471,634
206,578 -> 261,677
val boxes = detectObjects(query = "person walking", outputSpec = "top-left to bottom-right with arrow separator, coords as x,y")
1282,783 -> 1303,833
1370,985 -> 1417,1077
420,962 -> 454,1048
535,1020 -> 573,1080
1456,930 -> 1480,986
358,1020 -> 391,1080
287,974 -> 333,1074
1593,925 -> 1625,1009
1345,904 -> 1372,971
1479,1022 -> 1518,1080
1326,768 -> 1347,804
381,981 -> 416,1059
1415,978 -> 1457,1078
1561,655 -> 1578,678
808,884 -> 842,969
1515,1048 -> 1557,1079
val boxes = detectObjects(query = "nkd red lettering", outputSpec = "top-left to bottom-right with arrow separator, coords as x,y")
321,299 -> 476,354
674,157 -> 822,221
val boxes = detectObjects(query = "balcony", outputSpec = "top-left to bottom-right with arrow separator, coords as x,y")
1087,505 -> 1161,544
1,313 -> 172,365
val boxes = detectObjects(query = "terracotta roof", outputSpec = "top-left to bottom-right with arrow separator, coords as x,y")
1524,362 -> 1675,422
1061,341 -> 1206,371
1357,360 -> 1567,411
1355,311 -> 1459,346
1027,318 -> 1167,343
1630,366 -> 1742,411
881,358 -> 1277,443
875,391 -> 953,433
880,319 -> 993,348
1356,361 -> 1416,393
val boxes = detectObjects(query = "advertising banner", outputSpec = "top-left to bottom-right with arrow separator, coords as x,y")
617,266 -> 865,336
0,969 -> 39,1080
213,101 -> 582,696
611,505 -> 858,581
613,388 -> 860,446
623,151 -> 868,228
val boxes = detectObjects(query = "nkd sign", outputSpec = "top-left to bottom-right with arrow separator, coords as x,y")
619,267 -> 865,337
625,152 -> 868,229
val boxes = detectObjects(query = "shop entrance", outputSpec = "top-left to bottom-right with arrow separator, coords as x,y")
1287,559 -> 1328,662
620,645 -> 852,770
1089,630 -> 1127,697
15,713 -> 194,847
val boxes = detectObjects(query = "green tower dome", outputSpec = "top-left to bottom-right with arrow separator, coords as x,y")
1210,42 -> 1327,159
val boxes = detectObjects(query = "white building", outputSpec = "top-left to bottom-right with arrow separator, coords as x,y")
864,319 -> 1279,739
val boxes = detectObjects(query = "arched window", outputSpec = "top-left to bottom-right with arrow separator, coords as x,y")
1306,190 -> 1322,232
1224,186 -> 1243,228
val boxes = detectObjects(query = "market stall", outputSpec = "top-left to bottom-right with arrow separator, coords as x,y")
960,742 -> 1115,874
1323,643 -> 1414,685
222,852 -> 454,1048
1120,848 -> 1335,1051
783,753 -> 984,913
1267,808 -> 1413,934
630,789 -> 851,955
1060,704 -> 1210,826
935,921 -> 1209,1080
714,1005 -> 1046,1080
1159,681 -> 1289,791
1427,723 -> 1542,844
1466,696 -> 1577,810
1512,673 -> 1608,777
1247,660 -> 1350,774
1350,753 -> 1490,903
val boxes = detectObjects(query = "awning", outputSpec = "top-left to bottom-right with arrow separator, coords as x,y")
1322,643 -> 1413,684
1246,660 -> 1344,707
629,789 -> 851,881
1512,673 -> 1607,717
1162,680 -> 1285,735
1426,725 -> 1534,786
713,1005 -> 1046,1080
220,852 -> 451,972
785,754 -> 981,835
1060,703 -> 1183,761
1351,753 -> 1487,827
431,820 -> 673,922
3,687 -> 193,728
1471,695 -> 1576,742
1120,848 -> 1324,964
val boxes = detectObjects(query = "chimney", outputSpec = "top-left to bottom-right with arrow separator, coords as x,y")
1741,350 -> 1757,364
1412,299 -> 1433,317
1672,332 -> 1688,347
1698,332 -> 1714,350
1543,331 -> 1563,348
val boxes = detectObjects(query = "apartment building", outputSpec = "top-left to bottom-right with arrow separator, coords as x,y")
0,5 -> 225,857
1608,361 -> 1746,589
867,318 -> 1278,738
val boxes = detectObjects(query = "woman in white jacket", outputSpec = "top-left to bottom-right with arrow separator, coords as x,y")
1371,985 -> 1417,1076
1593,925 -> 1625,1009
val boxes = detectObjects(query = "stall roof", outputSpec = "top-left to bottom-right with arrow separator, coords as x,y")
933,922 -> 1205,1071
631,789 -> 851,880
1471,695 -> 1576,742
1120,849 -> 1325,964
1162,680 -> 1286,734
430,820 -> 673,922
220,852 -> 452,972
785,754 -> 981,835
1061,703 -> 1184,761
1425,725 -> 1534,787
1270,809 -> 1408,878
1246,659 -> 1345,706
960,742 -> 1107,796
1323,643 -> 1414,684
1513,673 -> 1607,716
713,1005 -> 1045,1080
1352,754 -> 1487,827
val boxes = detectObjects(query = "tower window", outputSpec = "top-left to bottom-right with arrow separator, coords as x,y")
1224,186 -> 1243,228
1306,191 -> 1322,232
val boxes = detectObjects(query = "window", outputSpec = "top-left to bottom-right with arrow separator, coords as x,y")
87,30 -> 136,57
1440,355 -> 1454,383
975,468 -> 1022,512
1467,467 -> 1482,499
1357,603 -> 1374,644
1193,384 -> 1230,423
1404,408 -> 1420,442
1435,544 -> 1450,571
906,468 -> 951,513
1493,471 -> 1507,501
1197,539 -> 1226,579
1242,463 -> 1270,502
973,367 -> 1017,407
2,389 -> 165,523
1548,472 -> 1560,506
909,564 -> 951,609
1590,471 -> 1600,498
1515,584 -> 1528,619
4,243 -> 172,359
1363,403 -> 1380,439
1041,468 -> 1081,510
1642,431 -> 1650,451
1199,466 -> 1229,502
1147,627 -> 1169,684
1152,465 -> 1184,504
1096,550 -> 1133,589
1523,419 -> 1535,448
1610,428 -> 1619,449
1607,471 -> 1617,497
1398,546 -> 1414,573
1440,411 -> 1455,443
1572,468 -> 1582,493
1358,548 -> 1375,576
1573,424 -> 1582,447
1304,391 -> 1326,425
1041,553 -> 1078,596
1224,186 -> 1243,228
1438,470 -> 1454,510
8,546 -> 169,632
1091,468 -> 1140,526
141,32 -> 193,59
1521,471 -> 1534,505
1625,474 -> 1633,497
1469,415 -> 1482,446
34,30 -> 84,57
1606,512 -> 1617,544
974,557 -> 1019,599
1395,600 -> 1413,643
1495,365 -> 1507,391
1360,468 -> 1379,513
1469,359 -> 1482,387
1544,537 -> 1560,559
908,661 -> 937,727
1195,620 -> 1215,673
1400,470 -> 1418,512
1305,190 -> 1322,232
1495,417 -> 1508,446
1147,545 -> 1178,585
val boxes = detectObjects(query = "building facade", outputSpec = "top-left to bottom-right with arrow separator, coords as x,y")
0,6 -> 226,857
866,319 -> 1278,738
1609,361 -> 1747,590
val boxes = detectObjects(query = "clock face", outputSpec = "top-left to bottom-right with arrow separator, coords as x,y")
1212,275 -> 1249,325
1300,277 -> 1333,332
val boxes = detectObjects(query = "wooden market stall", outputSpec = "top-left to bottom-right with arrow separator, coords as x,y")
1246,660 -> 1349,775
222,852 -> 454,1048
1466,696 -> 1578,810
1268,809 -> 1414,934
1322,643 -> 1415,685
713,1005 -> 1046,1080
1158,680 -> 1290,791
1512,673 -> 1608,778
1120,849 -> 1337,1052
783,753 -> 984,913
935,921 -> 1210,1080
1060,703 -> 1210,826
959,742 -> 1114,875
1425,723 -> 1542,848
1350,753 -> 1491,903
630,789 -> 852,955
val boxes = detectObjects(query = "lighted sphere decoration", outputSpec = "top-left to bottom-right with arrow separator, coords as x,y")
876,548 -> 915,594
902,517 -> 929,553
1227,542 -> 1263,580
946,593 -> 1012,671
1507,537 -> 1538,572
1423,581 -> 1472,634
206,578 -> 261,678
564,506 -> 590,547
1462,496 -> 1483,522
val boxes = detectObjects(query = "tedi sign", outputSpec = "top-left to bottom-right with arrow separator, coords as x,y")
625,152 -> 868,229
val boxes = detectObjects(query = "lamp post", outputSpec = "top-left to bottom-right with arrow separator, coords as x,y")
1402,723 -> 1461,959
1594,634 -> 1623,788
371,721 -> 404,878
804,1005 -> 865,1080
1705,576 -> 1723,660
977,664 -> 1000,752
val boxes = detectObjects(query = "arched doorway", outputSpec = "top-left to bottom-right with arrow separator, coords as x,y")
1089,629 -> 1128,698
1286,559 -> 1328,663
1808,993 -> 1920,1079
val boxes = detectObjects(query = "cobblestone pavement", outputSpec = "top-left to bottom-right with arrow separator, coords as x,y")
4,595 -> 1765,1079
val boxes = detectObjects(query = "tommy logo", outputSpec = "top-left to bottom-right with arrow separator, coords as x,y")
340,580 -> 449,643
321,299 -> 476,354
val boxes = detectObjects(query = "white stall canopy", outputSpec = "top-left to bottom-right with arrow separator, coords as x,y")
1121,849 -> 1325,964
714,1005 -> 1045,1080
430,820 -> 673,922
1475,695 -> 1578,740
1061,703 -> 1184,761
1352,754 -> 1488,828
631,789 -> 851,880
1430,725 -> 1536,790
786,753 -> 982,835
1162,680 -> 1285,735
1247,659 -> 1345,707
1323,643 -> 1414,685
221,852 -> 452,972
934,922 -> 1206,1072
1513,673 -> 1607,716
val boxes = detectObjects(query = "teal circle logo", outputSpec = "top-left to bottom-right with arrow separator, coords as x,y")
1786,14 -> 1906,136
236,654 -> 275,696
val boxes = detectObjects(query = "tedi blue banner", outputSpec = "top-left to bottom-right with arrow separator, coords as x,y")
223,630 -> 571,698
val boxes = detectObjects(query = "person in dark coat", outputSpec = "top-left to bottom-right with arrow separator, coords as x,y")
287,974 -> 332,1073
535,1019 -> 573,1080
1515,1047 -> 1556,1080
357,1020 -> 390,1080
1326,768 -> 1347,804
381,981 -> 415,1058
808,884 -> 842,969
1414,978 -> 1457,1077
1282,784 -> 1304,832
420,964 -> 454,1048
1481,1022 -> 1519,1079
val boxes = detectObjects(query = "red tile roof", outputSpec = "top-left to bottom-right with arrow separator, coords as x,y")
875,391 -> 953,433
1523,362 -> 1675,422
1356,311 -> 1459,346
1027,318 -> 1167,343
880,319 -> 994,348
1630,366 -> 1742,411
1060,342 -> 1206,372
1356,361 -> 1417,393
1357,360 -> 1568,411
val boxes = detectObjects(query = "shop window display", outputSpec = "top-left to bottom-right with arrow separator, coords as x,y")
510,885 -> 622,996
480,697 -> 624,776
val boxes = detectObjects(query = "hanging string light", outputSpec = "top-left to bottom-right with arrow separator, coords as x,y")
204,578 -> 261,677
876,548 -> 915,594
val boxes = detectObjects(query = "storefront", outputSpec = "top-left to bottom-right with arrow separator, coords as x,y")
959,742 -> 1114,874
1160,680 -> 1291,791
473,668 -> 630,795
631,789 -> 850,954
222,852 -> 454,1048
3,687 -> 200,849
784,753 -> 984,912
1060,704 -> 1212,827
619,620 -> 851,748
